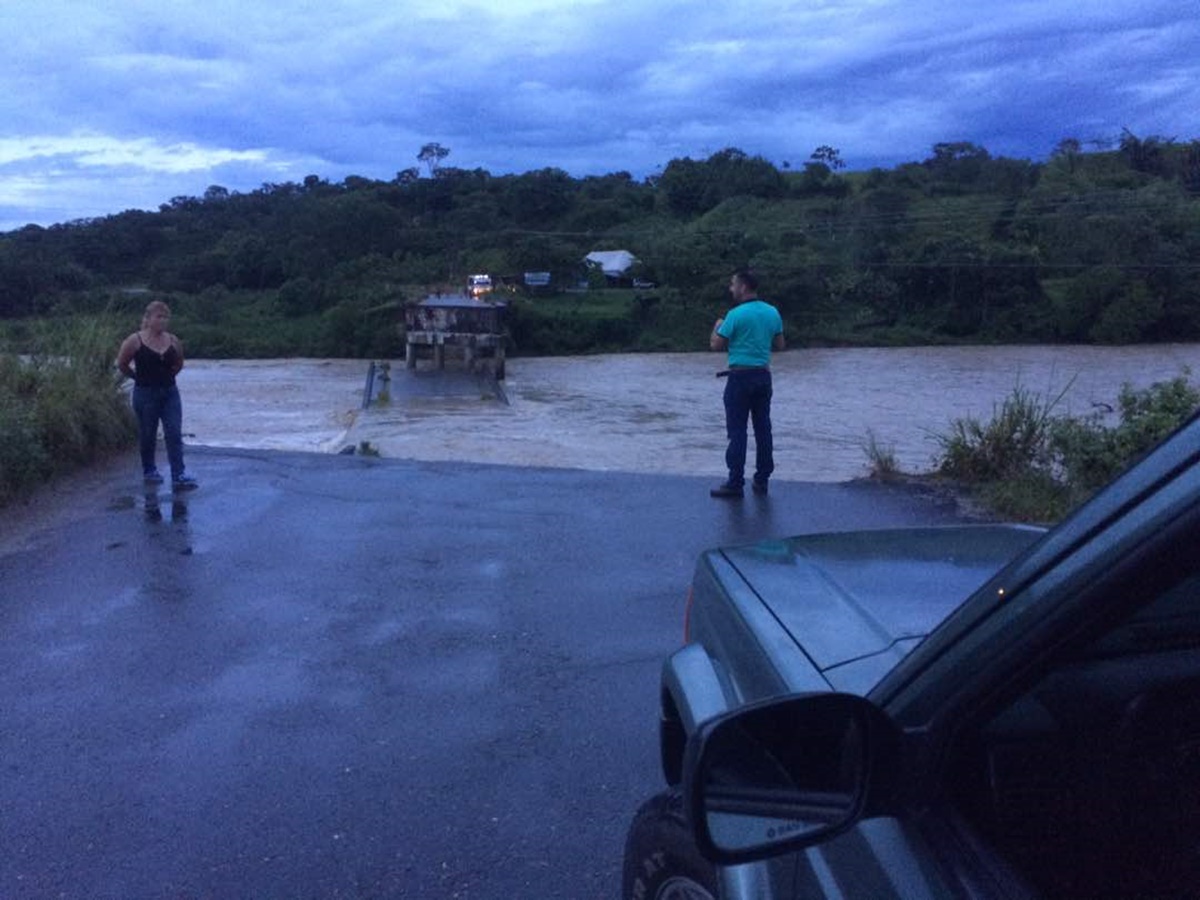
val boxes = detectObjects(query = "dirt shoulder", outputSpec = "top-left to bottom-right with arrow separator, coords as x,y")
853,471 -> 1000,523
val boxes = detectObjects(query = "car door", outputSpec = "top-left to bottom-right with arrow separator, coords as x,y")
796,415 -> 1200,898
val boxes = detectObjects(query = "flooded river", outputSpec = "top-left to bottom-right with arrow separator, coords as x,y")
181,345 -> 1200,483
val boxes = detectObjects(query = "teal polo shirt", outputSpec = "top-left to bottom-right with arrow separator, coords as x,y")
718,299 -> 783,368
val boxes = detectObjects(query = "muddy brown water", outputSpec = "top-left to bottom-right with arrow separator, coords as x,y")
179,345 -> 1200,483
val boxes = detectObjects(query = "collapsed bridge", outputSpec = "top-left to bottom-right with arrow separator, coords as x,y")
403,293 -> 507,380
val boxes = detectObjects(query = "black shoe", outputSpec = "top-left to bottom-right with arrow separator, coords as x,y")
710,481 -> 744,498
751,479 -> 769,495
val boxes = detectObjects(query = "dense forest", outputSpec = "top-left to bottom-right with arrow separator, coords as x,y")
2,131 -> 1199,359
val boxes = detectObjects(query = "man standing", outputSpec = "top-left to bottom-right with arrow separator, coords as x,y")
709,269 -> 785,498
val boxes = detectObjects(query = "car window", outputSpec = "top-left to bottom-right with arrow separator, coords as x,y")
946,567 -> 1200,898
1085,572 -> 1200,658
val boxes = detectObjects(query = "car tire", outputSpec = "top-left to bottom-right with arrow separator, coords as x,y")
622,789 -> 719,900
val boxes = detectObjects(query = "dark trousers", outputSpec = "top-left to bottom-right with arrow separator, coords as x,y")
132,384 -> 185,479
723,368 -> 774,487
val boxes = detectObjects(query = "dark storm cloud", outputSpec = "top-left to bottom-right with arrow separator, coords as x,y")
1,0 -> 1197,230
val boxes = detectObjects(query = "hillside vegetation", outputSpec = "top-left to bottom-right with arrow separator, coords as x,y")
2,132 -> 1199,358
3,134 -> 1200,512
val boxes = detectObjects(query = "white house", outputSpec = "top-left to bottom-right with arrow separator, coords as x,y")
584,250 -> 638,278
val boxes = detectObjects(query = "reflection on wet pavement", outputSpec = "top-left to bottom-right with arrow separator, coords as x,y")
141,488 -> 193,555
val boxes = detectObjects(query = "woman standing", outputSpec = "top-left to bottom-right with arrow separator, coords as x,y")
116,300 -> 198,491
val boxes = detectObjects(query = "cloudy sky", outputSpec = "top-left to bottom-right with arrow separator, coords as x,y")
2,0 -> 1197,232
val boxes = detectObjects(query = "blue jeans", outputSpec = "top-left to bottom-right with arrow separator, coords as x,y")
132,385 -> 185,479
723,369 -> 774,487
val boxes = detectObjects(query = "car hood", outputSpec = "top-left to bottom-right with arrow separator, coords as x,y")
719,524 -> 1044,694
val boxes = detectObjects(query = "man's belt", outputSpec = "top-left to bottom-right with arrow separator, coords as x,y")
716,366 -> 768,378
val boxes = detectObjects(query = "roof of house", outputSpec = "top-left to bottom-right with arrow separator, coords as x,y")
417,293 -> 504,308
584,250 -> 638,276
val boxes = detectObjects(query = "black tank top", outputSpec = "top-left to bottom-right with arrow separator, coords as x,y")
133,336 -> 179,388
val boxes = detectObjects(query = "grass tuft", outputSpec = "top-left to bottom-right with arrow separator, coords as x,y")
0,318 -> 137,506
933,371 -> 1198,523
862,428 -> 900,480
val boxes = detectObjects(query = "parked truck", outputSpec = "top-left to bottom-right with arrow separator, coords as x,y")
466,274 -> 493,297
622,410 -> 1200,899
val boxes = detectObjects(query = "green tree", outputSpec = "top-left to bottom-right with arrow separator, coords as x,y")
417,142 -> 451,177
1119,128 -> 1171,177
923,142 -> 993,194
657,148 -> 785,216
1089,280 -> 1164,343
810,145 -> 845,170
503,168 -> 576,226
1051,138 -> 1083,175
277,277 -> 323,318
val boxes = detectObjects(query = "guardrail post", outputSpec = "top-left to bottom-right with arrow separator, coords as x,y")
376,361 -> 391,404
362,360 -> 376,409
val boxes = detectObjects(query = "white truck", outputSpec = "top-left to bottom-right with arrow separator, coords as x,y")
467,274 -> 493,297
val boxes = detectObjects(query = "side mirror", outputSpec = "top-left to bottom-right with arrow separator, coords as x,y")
683,693 -> 901,865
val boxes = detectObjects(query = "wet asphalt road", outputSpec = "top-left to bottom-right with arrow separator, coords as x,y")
0,447 -> 978,899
